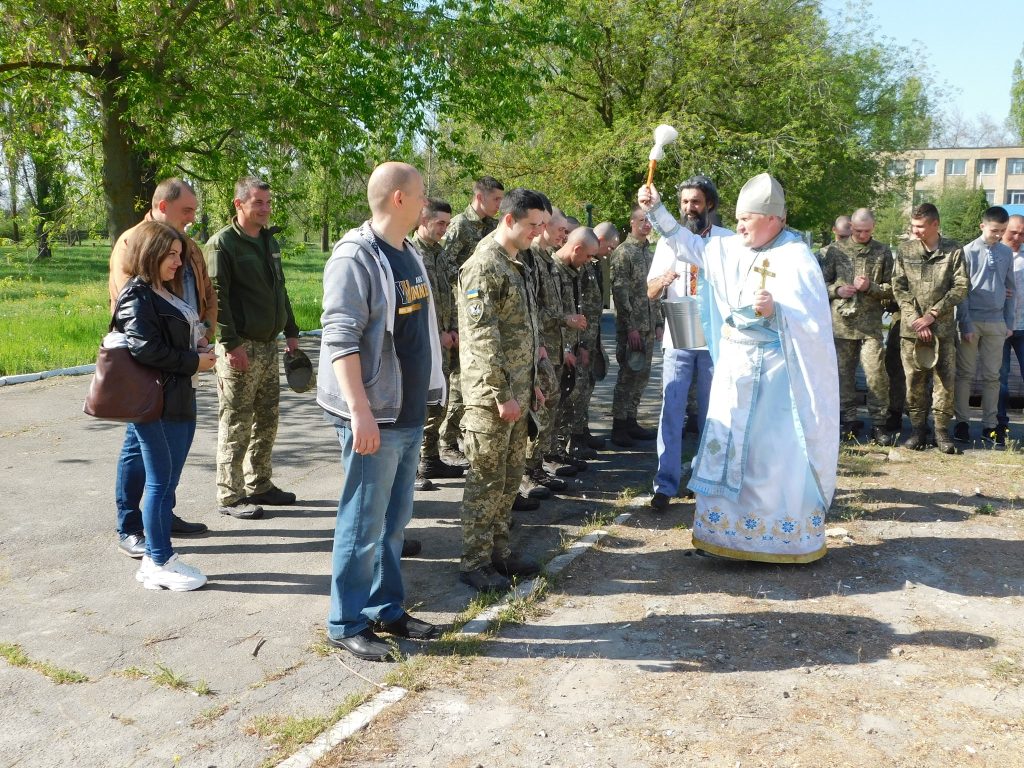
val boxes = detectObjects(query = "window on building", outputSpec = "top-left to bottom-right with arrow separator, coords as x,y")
915,159 -> 937,176
1008,190 -> 1024,205
984,189 -> 995,204
888,160 -> 907,176
945,159 -> 966,175
976,159 -> 998,175
1009,159 -> 1024,175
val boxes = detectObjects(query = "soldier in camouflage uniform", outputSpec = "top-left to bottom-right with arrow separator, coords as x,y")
610,205 -> 662,447
549,229 -> 599,460
437,176 -> 504,467
410,199 -> 464,488
457,188 -> 546,593
821,208 -> 895,445
559,222 -> 620,453
520,208 -> 577,497
207,177 -> 300,519
892,203 -> 969,453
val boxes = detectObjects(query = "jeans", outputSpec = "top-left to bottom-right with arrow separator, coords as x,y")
998,330 -> 1024,426
327,423 -> 422,640
133,418 -> 196,565
654,348 -> 713,497
115,424 -> 145,537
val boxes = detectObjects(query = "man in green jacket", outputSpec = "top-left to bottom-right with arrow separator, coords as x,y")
206,177 -> 300,519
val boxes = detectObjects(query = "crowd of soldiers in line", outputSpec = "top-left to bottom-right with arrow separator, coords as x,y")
817,204 -> 1023,454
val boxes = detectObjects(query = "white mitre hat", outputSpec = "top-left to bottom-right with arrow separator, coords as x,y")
736,173 -> 785,217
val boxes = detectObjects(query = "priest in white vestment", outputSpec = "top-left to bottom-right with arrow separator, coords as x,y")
638,174 -> 839,563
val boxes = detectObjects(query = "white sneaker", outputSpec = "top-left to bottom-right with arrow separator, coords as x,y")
137,553 -> 207,591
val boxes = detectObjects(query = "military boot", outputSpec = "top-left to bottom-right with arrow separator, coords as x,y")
935,427 -> 957,455
626,416 -> 657,441
903,426 -> 930,451
611,419 -> 635,448
583,429 -> 607,451
568,435 -> 598,460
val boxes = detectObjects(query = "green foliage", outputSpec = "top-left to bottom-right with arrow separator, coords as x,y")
933,183 -> 989,246
0,241 -> 325,376
1010,46 -> 1024,144
434,0 -> 935,233
0,642 -> 90,684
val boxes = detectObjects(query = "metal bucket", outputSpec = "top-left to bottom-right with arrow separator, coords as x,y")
661,297 -> 706,349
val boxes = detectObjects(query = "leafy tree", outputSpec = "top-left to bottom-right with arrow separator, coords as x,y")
931,183 -> 989,246
437,0 -> 934,235
1010,45 -> 1024,144
0,0 -> 557,240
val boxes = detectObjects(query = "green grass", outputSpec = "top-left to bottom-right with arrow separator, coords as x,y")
245,692 -> 370,765
0,240 -> 328,376
0,642 -> 90,684
115,663 -> 213,695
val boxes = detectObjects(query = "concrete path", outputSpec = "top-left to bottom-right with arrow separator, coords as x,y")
0,316 -> 668,768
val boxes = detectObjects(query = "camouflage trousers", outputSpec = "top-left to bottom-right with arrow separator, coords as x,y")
460,405 -> 527,571
954,320 -> 1008,428
421,348 -> 452,458
215,338 -> 280,505
834,336 -> 889,423
526,384 -> 561,469
900,335 -> 955,432
612,330 -> 655,420
439,350 -> 463,450
885,321 -> 905,416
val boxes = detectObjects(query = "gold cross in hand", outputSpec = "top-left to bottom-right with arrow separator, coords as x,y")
753,258 -> 775,317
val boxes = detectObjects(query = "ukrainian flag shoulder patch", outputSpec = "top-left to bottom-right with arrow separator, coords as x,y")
464,288 -> 480,298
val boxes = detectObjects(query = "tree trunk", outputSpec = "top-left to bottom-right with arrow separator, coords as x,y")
320,191 -> 330,252
31,147 -> 63,260
98,66 -> 157,242
3,152 -> 20,242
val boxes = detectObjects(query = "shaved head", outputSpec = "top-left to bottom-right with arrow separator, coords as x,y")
594,221 -> 620,257
851,207 -> 875,224
367,162 -> 421,216
557,226 -> 600,268
565,226 -> 598,251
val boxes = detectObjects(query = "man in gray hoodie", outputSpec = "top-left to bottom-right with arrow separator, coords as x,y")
316,162 -> 446,662
953,206 -> 1014,445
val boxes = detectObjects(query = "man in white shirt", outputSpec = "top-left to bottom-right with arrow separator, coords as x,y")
645,176 -> 731,512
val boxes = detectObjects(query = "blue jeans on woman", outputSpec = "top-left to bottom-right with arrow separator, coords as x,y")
133,419 -> 196,565
115,424 -> 145,538
998,330 -> 1024,427
327,423 -> 422,641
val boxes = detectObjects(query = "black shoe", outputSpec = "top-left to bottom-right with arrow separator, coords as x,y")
419,455 -> 465,479
401,538 -> 422,558
459,565 -> 512,593
568,435 -> 598,460
439,445 -> 470,468
246,486 -> 296,506
415,473 -> 434,491
512,493 -> 540,511
885,409 -> 903,433
870,427 -> 894,447
218,501 -> 264,519
584,430 -> 606,451
650,492 -> 670,512
626,417 -> 657,441
118,533 -> 146,559
904,429 -> 929,451
611,419 -> 635,448
375,611 -> 441,640
548,452 -> 587,472
492,552 -> 541,578
170,515 -> 208,535
935,434 -> 957,454
994,425 -> 1008,447
523,468 -> 564,496
543,457 -> 578,477
953,421 -> 970,443
327,628 -> 394,662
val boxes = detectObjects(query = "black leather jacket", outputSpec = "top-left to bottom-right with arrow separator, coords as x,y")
114,278 -> 200,421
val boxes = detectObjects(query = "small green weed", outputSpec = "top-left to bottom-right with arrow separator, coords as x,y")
0,642 -> 89,684
974,502 -> 997,516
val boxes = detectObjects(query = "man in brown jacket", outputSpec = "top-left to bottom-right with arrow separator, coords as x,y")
109,178 -> 217,557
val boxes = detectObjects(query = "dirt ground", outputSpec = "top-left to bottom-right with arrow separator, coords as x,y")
318,441 -> 1024,768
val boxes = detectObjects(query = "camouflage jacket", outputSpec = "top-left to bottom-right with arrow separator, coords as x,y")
552,254 -> 583,354
410,233 -> 454,334
441,204 -> 498,286
457,237 -> 538,408
892,237 -> 969,340
821,237 -> 894,340
524,244 -> 567,360
611,236 -> 659,336
579,261 -> 603,349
